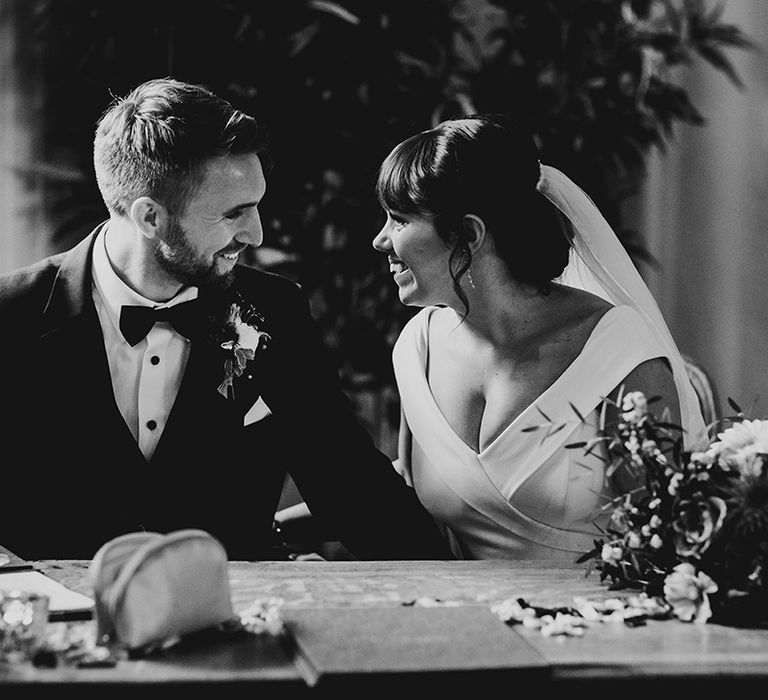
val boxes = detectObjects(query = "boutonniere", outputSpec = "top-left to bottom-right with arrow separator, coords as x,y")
217,297 -> 271,399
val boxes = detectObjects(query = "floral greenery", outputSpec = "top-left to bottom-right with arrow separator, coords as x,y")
576,391 -> 768,626
450,0 -> 755,266
23,0 -> 752,402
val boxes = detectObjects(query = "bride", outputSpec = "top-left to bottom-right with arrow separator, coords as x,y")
372,114 -> 706,561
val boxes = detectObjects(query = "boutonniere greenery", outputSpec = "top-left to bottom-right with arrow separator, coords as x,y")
216,296 -> 271,400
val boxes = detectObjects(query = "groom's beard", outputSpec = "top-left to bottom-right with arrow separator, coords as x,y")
155,217 -> 235,292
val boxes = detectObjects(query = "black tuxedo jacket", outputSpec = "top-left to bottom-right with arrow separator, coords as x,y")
0,229 -> 451,561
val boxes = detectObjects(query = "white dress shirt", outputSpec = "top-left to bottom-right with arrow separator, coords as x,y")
91,227 -> 198,460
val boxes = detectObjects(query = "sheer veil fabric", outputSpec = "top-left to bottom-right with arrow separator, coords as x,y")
536,164 -> 707,449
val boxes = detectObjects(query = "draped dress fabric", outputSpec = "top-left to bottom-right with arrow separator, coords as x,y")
394,304 -> 673,561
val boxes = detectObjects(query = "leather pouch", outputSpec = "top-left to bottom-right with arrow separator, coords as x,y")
89,529 -> 234,651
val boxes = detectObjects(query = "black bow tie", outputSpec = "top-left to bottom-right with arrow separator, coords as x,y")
119,300 -> 202,347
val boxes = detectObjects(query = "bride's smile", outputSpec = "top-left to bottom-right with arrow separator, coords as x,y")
373,211 -> 455,307
388,257 -> 409,276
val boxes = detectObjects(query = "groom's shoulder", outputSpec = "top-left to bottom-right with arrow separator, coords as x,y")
0,252 -> 67,315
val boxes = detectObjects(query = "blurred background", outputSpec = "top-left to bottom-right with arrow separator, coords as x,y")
1,0 -> 766,463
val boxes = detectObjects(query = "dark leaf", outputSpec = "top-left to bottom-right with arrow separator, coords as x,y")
576,548 -> 600,564
569,401 -> 585,422
654,421 -> 683,432
535,405 -> 551,422
695,44 -> 744,89
546,422 -> 567,437
565,441 -> 588,449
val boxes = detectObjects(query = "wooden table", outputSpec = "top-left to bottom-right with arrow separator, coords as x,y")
3,559 -> 768,697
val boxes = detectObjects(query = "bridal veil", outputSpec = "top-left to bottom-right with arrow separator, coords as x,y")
536,164 -> 707,448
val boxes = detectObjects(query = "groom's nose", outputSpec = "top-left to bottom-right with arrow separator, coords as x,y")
238,208 -> 263,248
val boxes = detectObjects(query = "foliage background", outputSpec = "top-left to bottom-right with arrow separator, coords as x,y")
23,0 -> 751,443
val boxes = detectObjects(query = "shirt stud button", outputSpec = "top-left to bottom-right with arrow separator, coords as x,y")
150,355 -> 160,365
147,420 -> 157,430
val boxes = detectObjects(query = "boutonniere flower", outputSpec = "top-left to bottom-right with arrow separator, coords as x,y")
217,299 -> 271,399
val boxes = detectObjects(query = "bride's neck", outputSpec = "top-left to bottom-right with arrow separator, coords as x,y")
454,273 -> 559,347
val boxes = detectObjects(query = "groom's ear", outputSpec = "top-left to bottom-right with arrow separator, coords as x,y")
461,214 -> 487,253
130,197 -> 168,240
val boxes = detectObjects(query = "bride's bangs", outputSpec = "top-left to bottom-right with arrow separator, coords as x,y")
376,135 -> 433,216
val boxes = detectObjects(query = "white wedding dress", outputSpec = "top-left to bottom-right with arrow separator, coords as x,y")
396,305 -> 675,559
390,165 -> 707,561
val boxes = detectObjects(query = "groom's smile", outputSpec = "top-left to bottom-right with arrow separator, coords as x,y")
155,153 -> 267,291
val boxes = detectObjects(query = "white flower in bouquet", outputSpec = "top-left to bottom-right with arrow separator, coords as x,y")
621,391 -> 648,424
663,563 -> 718,624
601,542 -> 623,564
707,419 -> 768,475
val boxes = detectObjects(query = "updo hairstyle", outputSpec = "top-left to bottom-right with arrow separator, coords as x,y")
376,115 -> 569,314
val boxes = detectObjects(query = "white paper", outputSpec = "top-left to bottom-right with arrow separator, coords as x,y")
0,571 -> 94,612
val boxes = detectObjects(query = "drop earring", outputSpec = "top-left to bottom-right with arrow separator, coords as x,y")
466,268 -> 476,290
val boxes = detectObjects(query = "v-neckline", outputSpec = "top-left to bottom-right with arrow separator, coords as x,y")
419,305 -> 621,457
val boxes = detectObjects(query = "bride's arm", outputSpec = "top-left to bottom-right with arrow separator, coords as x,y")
613,357 -> 681,423
605,357 -> 681,494
392,406 -> 414,487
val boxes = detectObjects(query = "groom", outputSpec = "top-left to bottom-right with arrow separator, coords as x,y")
0,78 -> 450,562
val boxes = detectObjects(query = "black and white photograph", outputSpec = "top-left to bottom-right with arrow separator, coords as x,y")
1,0 -> 767,694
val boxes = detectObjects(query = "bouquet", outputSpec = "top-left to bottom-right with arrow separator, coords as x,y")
577,391 -> 768,626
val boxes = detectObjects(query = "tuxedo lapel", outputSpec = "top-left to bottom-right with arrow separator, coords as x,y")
36,225 -> 145,466
39,312 -> 144,461
38,226 -> 102,334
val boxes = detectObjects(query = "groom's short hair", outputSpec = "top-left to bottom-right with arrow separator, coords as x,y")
93,77 -> 270,218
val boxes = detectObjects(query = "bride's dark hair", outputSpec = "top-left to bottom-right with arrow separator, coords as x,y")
376,114 -> 568,314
